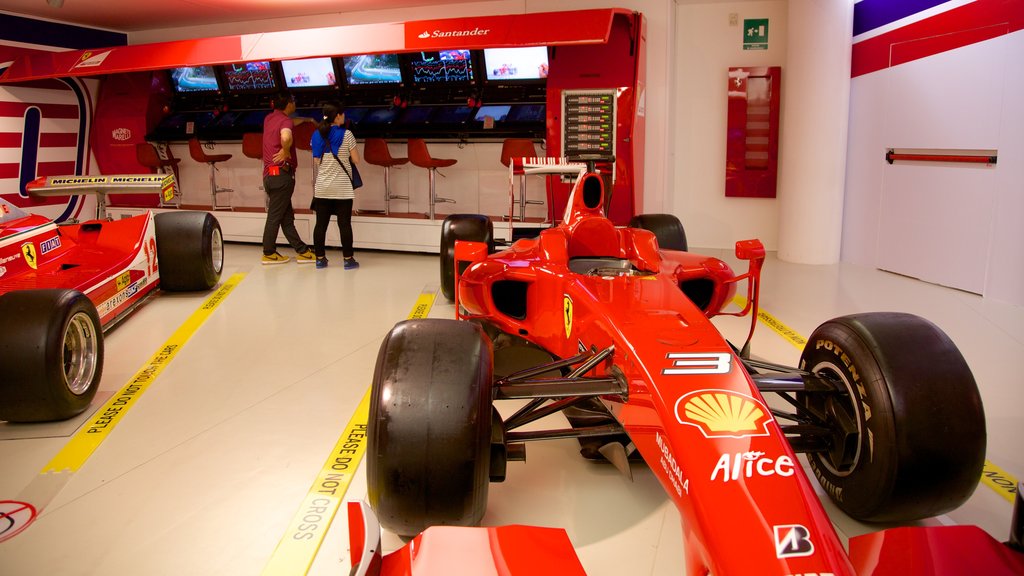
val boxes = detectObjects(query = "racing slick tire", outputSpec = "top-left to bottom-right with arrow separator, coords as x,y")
367,319 -> 494,537
154,211 -> 223,291
799,312 -> 985,522
629,213 -> 688,252
0,289 -> 103,422
440,214 -> 493,301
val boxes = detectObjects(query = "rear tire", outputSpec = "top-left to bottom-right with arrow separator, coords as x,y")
629,213 -> 687,252
367,319 -> 494,536
154,211 -> 223,291
0,289 -> 103,422
440,214 -> 492,301
799,312 -> 985,522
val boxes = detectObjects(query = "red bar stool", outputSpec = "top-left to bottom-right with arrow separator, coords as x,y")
363,138 -> 408,215
407,138 -> 457,220
241,132 -> 268,210
136,142 -> 181,207
188,137 -> 233,210
500,138 -> 544,222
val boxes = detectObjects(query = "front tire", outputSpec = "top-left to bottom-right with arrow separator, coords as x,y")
367,319 -> 494,536
0,290 -> 103,422
154,211 -> 223,291
799,312 -> 985,522
440,214 -> 492,301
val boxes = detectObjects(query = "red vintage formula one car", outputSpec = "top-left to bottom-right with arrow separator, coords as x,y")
362,171 -> 1024,574
0,183 -> 222,423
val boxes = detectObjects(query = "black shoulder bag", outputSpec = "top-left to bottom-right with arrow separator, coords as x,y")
327,128 -> 363,189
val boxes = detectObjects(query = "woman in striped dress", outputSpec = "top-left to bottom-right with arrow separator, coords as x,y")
310,102 -> 362,269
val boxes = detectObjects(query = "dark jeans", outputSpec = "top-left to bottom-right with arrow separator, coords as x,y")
262,173 -> 309,255
313,198 -> 354,258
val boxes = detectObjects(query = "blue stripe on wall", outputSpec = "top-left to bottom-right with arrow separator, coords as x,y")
0,13 -> 126,49
853,0 -> 953,36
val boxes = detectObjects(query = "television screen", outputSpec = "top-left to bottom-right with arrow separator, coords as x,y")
409,50 -> 474,84
281,57 -> 337,88
509,104 -> 546,123
361,107 -> 400,125
171,66 -> 219,92
483,46 -> 549,81
223,61 -> 276,91
474,105 -> 511,122
343,54 -> 402,85
432,106 -> 473,124
398,106 -> 434,124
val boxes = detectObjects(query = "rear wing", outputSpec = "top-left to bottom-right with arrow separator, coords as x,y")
26,174 -> 175,220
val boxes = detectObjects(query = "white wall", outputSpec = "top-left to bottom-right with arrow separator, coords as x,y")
843,30 -> 1024,305
674,1 -> 787,250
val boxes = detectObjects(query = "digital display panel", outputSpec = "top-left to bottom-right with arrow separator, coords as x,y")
223,61 -> 276,91
171,66 -> 219,92
343,54 -> 402,85
343,107 -> 369,124
474,105 -> 511,122
396,106 -> 434,124
510,104 -> 546,123
361,107 -> 400,125
483,47 -> 549,81
432,106 -> 474,124
409,50 -> 474,84
281,57 -> 336,88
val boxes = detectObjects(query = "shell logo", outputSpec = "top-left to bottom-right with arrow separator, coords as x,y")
675,390 -> 771,438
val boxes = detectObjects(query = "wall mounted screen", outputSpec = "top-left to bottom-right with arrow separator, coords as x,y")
281,57 -> 336,88
483,47 -> 549,81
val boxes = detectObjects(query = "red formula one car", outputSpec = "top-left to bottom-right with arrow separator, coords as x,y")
0,190 -> 222,423
362,171 -> 1024,574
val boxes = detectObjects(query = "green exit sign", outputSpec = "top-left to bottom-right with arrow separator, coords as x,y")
743,18 -> 769,50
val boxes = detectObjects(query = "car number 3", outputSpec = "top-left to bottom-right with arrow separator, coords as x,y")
662,353 -> 732,375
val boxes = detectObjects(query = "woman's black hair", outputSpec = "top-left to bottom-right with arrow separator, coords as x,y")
317,102 -> 345,143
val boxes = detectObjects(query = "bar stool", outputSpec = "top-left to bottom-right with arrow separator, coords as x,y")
188,137 -> 233,210
407,138 -> 457,220
363,138 -> 408,215
136,142 -> 182,207
500,138 -> 545,222
241,132 -> 269,210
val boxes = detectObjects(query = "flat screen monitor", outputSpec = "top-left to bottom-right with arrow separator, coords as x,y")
509,104 -> 546,123
171,66 -> 220,93
223,61 -> 276,91
281,57 -> 337,88
483,47 -> 549,81
343,107 -> 369,124
474,105 -> 511,122
409,50 -> 474,84
432,106 -> 474,124
398,106 -> 434,124
241,109 -> 271,128
361,107 -> 400,125
343,54 -> 402,86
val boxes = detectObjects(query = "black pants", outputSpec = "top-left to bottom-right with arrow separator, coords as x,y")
262,172 -> 309,256
313,198 -> 354,258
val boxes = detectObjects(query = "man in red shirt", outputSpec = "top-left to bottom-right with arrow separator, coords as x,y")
261,91 -> 315,264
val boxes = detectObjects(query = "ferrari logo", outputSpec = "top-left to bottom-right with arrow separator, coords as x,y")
563,295 -> 573,339
21,243 -> 37,270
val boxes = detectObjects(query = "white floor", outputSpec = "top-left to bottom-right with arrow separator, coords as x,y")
0,242 -> 1021,575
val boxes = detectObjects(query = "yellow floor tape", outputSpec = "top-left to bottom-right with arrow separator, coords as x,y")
732,296 -> 1019,504
261,288 -> 437,576
9,273 -> 245,540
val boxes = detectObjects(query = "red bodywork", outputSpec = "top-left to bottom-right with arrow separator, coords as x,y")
442,173 -> 1024,575
0,198 -> 160,329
